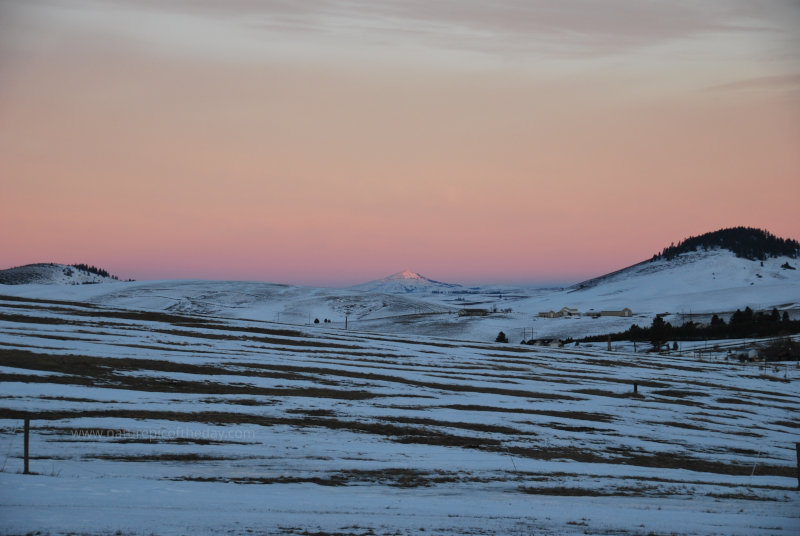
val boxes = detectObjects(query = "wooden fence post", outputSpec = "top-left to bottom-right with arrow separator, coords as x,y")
795,442 -> 799,490
24,418 -> 30,475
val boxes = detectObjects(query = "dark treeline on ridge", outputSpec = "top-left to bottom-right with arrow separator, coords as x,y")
581,307 -> 799,355
652,227 -> 800,262
71,264 -> 119,280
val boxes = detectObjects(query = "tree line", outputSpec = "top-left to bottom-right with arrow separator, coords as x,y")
581,307 -> 798,349
652,227 -> 800,262
71,264 -> 119,280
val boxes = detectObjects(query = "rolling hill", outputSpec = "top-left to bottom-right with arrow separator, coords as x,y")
0,278 -> 453,327
558,249 -> 800,313
0,263 -> 121,285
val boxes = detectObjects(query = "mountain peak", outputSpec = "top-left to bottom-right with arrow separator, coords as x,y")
388,270 -> 425,281
351,270 -> 460,294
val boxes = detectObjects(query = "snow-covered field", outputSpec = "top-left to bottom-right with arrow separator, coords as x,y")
1,294 -> 799,535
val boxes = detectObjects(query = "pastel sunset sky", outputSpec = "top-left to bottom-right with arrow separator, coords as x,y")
1,1 -> 799,285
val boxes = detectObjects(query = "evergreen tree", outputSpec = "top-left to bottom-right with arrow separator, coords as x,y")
650,316 -> 667,349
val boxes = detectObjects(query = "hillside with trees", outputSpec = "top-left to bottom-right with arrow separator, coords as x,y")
652,227 -> 799,262
0,263 -> 123,285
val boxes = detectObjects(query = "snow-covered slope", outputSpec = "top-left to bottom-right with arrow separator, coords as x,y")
351,270 -> 461,294
0,278 -> 453,326
540,249 -> 800,314
0,263 -> 120,285
480,249 -> 800,341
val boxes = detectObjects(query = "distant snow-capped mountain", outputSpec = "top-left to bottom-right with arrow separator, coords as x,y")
0,263 -> 121,285
351,270 -> 461,294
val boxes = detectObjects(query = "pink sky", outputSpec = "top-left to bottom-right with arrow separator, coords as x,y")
1,1 -> 799,286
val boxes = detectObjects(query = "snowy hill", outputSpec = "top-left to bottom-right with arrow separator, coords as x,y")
484,248 -> 800,342
0,263 -> 120,285
575,227 -> 799,293
0,278 -> 453,326
351,270 -> 461,294
562,249 -> 800,313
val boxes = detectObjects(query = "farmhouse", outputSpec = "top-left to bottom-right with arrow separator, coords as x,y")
589,307 -> 633,318
537,307 -> 581,318
601,307 -> 632,317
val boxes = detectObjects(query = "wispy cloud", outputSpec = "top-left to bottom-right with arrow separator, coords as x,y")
11,0 -> 797,62
706,73 -> 800,92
